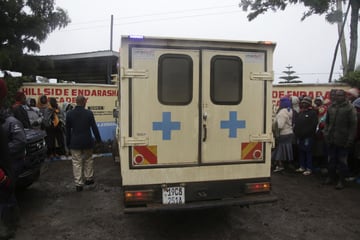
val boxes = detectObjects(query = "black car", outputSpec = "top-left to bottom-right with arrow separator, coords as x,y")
14,129 -> 47,189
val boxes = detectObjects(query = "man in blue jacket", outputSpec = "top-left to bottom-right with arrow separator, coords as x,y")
66,95 -> 102,192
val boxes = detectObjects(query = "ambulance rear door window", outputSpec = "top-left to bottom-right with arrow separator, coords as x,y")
158,54 -> 193,105
210,55 -> 243,105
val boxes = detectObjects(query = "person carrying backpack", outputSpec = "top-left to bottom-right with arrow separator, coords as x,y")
43,97 -> 66,160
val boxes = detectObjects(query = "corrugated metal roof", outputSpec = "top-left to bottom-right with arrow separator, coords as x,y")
36,50 -> 119,84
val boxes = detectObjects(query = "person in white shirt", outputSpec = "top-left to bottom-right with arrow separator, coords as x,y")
272,96 -> 294,172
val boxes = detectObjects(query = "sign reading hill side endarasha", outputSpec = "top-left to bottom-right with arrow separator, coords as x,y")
20,82 -> 118,141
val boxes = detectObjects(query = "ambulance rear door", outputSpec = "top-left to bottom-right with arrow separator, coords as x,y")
128,46 -> 200,166
201,49 -> 269,164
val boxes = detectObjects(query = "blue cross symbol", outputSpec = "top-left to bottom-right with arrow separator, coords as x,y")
152,112 -> 181,140
220,111 -> 246,138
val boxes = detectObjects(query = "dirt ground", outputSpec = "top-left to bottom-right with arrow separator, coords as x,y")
13,156 -> 360,240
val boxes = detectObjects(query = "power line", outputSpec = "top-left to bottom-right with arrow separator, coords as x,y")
55,4 -> 241,32
289,72 -> 342,75
275,72 -> 342,77
114,10 -> 241,26
114,4 -> 236,20
67,3 -> 238,26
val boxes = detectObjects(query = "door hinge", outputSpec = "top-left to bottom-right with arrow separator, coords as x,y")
249,134 -> 273,143
250,72 -> 274,81
122,136 -> 149,147
121,68 -> 149,79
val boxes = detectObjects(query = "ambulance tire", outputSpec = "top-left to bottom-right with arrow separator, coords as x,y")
112,139 -> 120,165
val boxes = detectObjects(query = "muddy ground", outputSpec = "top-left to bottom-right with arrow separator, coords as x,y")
13,157 -> 360,240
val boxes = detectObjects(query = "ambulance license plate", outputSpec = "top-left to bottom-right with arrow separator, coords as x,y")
162,186 -> 185,204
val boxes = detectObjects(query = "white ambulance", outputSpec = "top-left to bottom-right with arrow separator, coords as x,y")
117,35 -> 277,212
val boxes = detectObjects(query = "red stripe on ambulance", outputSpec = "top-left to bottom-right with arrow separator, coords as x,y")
241,142 -> 263,160
133,146 -> 158,165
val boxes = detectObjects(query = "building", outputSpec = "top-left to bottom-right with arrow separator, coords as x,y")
37,50 -> 119,84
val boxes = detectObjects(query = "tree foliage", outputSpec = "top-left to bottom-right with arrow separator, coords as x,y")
278,65 -> 302,83
239,0 -> 332,21
239,0 -> 359,74
340,70 -> 360,88
0,0 -> 70,74
0,73 -> 32,108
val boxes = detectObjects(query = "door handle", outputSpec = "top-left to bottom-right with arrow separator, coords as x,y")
202,123 -> 207,142
202,112 -> 207,142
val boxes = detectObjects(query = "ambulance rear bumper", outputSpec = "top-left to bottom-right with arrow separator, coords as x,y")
123,193 -> 277,213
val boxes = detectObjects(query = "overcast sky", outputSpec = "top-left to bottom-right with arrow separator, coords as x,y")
38,0 -> 360,84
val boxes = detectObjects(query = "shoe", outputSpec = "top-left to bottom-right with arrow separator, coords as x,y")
273,166 -> 284,173
85,180 -> 95,185
296,167 -> 305,173
345,176 -> 356,182
303,169 -> 312,176
76,186 -> 83,192
335,181 -> 344,190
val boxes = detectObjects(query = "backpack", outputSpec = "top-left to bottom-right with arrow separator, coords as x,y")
42,108 -> 53,128
272,119 -> 280,139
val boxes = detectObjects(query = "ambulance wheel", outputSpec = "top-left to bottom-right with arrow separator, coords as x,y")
112,140 -> 120,165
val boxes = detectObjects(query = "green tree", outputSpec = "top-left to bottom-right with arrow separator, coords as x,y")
279,65 -> 302,83
0,0 -> 70,75
239,0 -> 359,74
1,73 -> 28,108
339,69 -> 360,88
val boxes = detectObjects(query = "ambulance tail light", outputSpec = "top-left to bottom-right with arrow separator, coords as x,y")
244,182 -> 271,194
124,190 -> 154,204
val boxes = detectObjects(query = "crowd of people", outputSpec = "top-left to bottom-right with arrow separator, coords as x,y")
272,87 -> 360,190
3,87 -> 102,182
0,79 -> 102,238
10,91 -> 74,161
